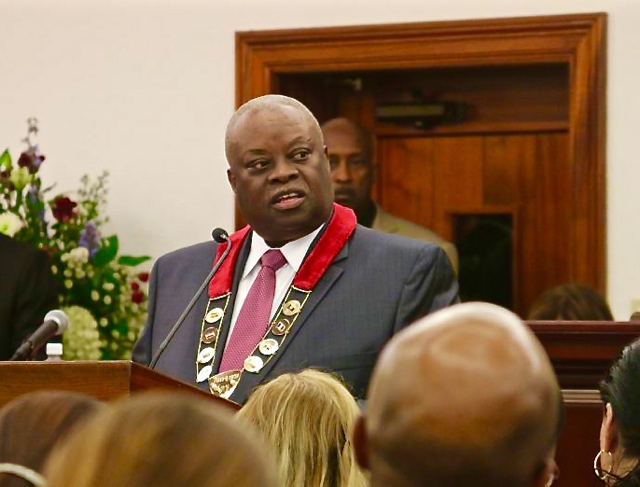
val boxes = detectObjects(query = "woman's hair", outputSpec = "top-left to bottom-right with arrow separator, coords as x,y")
237,369 -> 368,487
0,391 -> 102,487
527,283 -> 614,321
600,338 -> 640,486
45,392 -> 276,487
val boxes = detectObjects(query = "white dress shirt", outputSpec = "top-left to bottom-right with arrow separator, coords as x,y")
224,225 -> 323,348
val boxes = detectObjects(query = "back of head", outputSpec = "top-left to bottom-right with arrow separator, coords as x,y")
363,302 -> 561,487
45,392 -> 276,487
0,391 -> 102,487
600,338 -> 640,486
238,369 -> 367,487
528,283 -> 613,320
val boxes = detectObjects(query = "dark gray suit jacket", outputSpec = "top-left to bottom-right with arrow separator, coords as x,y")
133,225 -> 458,403
0,235 -> 58,360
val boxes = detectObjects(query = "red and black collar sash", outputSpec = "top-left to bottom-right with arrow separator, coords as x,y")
207,203 -> 356,298
197,203 -> 356,397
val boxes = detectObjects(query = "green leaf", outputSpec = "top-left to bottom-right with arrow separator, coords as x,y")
0,149 -> 11,170
92,235 -> 119,266
118,255 -> 151,267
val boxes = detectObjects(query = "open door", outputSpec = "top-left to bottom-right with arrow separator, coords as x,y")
235,13 -> 606,316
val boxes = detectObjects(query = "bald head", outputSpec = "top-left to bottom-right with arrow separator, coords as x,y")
226,95 -> 321,161
358,303 -> 561,487
224,95 -> 334,247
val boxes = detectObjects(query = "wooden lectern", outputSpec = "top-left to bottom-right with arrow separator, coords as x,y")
529,321 -> 640,487
0,361 -> 240,412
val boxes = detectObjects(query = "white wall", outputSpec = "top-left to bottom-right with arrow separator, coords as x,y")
1,0 -> 638,319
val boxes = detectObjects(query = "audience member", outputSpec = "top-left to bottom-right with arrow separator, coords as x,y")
528,283 -> 614,321
45,392 -> 276,487
0,235 -> 58,360
321,117 -> 458,272
238,369 -> 367,487
0,391 -> 102,487
353,302 -> 562,487
594,338 -> 640,485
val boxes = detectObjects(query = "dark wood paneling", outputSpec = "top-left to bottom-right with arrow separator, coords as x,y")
530,322 -> 640,487
235,13 -> 606,300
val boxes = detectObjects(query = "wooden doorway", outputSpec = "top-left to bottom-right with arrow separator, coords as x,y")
235,13 -> 606,317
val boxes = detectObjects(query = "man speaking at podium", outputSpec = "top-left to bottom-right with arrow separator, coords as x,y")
133,95 -> 458,404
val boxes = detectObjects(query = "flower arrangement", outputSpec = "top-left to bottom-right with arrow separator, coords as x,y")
0,119 -> 150,359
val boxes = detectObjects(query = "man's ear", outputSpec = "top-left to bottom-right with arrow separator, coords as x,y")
600,402 -> 618,453
227,168 -> 237,194
352,414 -> 370,470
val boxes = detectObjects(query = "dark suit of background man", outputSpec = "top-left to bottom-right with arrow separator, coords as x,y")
0,234 -> 58,360
133,95 -> 458,404
321,118 -> 459,273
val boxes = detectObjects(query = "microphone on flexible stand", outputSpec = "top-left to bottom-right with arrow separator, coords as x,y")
10,310 -> 69,361
149,228 -> 232,369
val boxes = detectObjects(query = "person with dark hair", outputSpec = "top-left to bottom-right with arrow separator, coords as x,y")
321,117 -> 458,272
528,283 -> 614,321
594,338 -> 640,485
0,235 -> 58,360
353,302 -> 562,487
0,391 -> 103,487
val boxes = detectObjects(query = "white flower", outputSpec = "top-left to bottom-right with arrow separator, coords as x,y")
68,247 -> 89,265
0,212 -> 24,237
102,282 -> 115,291
9,167 -> 31,190
61,306 -> 102,360
64,280 -> 73,289
103,295 -> 112,305
91,290 -> 100,301
99,318 -> 108,327
64,269 -> 73,278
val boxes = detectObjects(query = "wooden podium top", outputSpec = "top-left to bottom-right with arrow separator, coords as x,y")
0,361 -> 240,411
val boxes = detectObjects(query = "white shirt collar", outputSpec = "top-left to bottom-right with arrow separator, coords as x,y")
243,225 -> 324,279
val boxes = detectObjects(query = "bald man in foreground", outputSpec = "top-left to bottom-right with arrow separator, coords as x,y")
353,302 -> 562,487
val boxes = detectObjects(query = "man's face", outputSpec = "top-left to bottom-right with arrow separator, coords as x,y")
322,124 -> 374,216
227,105 -> 334,247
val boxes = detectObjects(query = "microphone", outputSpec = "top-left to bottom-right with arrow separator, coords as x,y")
149,228 -> 232,369
10,310 -> 69,361
211,228 -> 229,243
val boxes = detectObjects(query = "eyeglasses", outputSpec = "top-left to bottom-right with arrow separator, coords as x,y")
0,462 -> 46,486
593,450 -> 624,483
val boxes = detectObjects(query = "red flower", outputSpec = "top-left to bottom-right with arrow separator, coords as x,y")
51,196 -> 77,222
138,272 -> 149,282
132,291 -> 144,304
17,149 -> 45,174
131,282 -> 140,291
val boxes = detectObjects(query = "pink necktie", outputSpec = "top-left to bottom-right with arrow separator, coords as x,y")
219,249 -> 287,372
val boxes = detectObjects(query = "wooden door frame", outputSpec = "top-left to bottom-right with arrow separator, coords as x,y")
235,13 -> 607,292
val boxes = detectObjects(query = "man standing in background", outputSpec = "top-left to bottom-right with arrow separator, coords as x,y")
321,117 -> 458,273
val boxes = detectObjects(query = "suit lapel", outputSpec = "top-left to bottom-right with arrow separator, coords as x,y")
211,234 -> 252,374
231,240 -> 350,400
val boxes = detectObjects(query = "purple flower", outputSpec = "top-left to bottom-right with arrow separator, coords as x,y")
78,222 -> 101,258
17,145 -> 45,174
